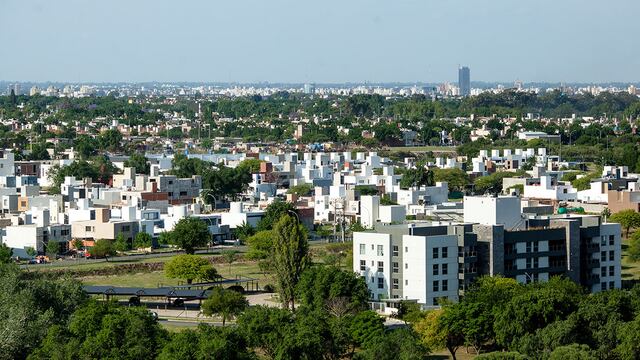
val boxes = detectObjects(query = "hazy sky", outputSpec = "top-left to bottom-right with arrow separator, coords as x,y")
1,0 -> 638,83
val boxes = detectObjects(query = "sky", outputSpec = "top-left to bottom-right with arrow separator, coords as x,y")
0,0 -> 638,84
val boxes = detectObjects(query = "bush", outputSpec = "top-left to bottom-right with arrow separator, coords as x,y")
227,285 -> 245,294
263,284 -> 275,292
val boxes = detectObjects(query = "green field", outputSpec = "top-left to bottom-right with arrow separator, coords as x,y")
387,146 -> 456,153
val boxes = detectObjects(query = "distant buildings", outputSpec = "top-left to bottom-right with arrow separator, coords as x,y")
458,66 -> 470,97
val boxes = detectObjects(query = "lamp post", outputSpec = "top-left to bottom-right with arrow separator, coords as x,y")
200,189 -> 217,211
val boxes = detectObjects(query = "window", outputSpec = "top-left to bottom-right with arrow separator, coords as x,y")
377,261 -> 384,273
526,258 -> 532,269
392,262 -> 399,273
377,245 -> 384,256
601,251 -> 607,262
442,264 -> 448,275
433,264 -> 439,276
601,282 -> 607,291
533,242 -> 539,252
405,246 -> 408,253
433,280 -> 439,292
609,281 -> 615,289
85,226 -> 92,232
533,257 -> 539,269
432,247 -> 439,259
442,280 -> 448,292
609,266 -> 615,277
405,280 -> 408,286
359,244 -> 365,255
601,267 -> 607,277
360,260 -> 366,271
433,298 -> 439,306
601,236 -> 607,246
377,278 -> 384,289
442,247 -> 448,258
609,235 -> 615,246
393,278 -> 399,289
526,242 -> 532,253
405,263 -> 408,269
609,251 -> 615,262
122,226 -> 131,232
458,246 -> 464,257
392,245 -> 399,257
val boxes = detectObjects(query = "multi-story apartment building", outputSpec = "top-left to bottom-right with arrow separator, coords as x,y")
354,195 -> 622,308
354,222 -> 479,306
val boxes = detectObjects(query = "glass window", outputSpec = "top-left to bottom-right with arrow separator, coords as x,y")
405,246 -> 408,253
601,282 -> 607,291
405,279 -> 408,286
433,264 -> 439,276
442,264 -> 448,275
442,280 -> 448,292
392,262 -> 399,273
377,261 -> 384,273
601,236 -> 607,246
609,281 -> 615,290
377,277 -> 384,289
442,247 -> 448,258
433,280 -> 439,292
432,247 -> 439,259
533,258 -> 539,269
360,260 -> 366,271
533,242 -> 539,252
526,242 -> 532,253
392,245 -> 399,257
359,244 -> 365,255
405,263 -> 408,269
393,278 -> 399,290
609,266 -> 615,277
377,245 -> 384,256
609,235 -> 615,246
609,251 -> 615,262
526,258 -> 532,269
601,267 -> 607,277
601,251 -> 607,262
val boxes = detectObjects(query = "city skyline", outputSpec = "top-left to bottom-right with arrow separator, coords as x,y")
1,0 -> 639,84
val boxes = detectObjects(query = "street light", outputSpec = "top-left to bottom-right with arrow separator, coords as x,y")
200,189 -> 217,211
287,209 -> 300,223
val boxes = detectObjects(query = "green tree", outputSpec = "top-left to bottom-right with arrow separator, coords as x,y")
273,214 -> 309,310
296,266 -> 370,316
474,172 -> 515,195
158,324 -> 254,360
25,246 -> 37,258
45,241 -> 60,258
256,200 -> 296,231
609,209 -> 640,238
233,222 -> 255,244
433,168 -> 469,192
31,300 -> 167,360
0,243 -> 12,263
237,158 -> 263,173
134,232 -> 153,249
349,310 -> 385,349
72,239 -> 84,251
628,231 -> 640,261
287,183 -> 314,197
356,327 -> 427,360
245,230 -> 274,260
237,305 -> 294,359
0,265 -> 87,359
400,167 -> 435,190
171,217 -> 210,254
165,254 -> 218,284
549,344 -> 597,360
124,153 -> 150,175
90,239 -> 115,258
221,250 -> 239,275
113,233 -> 131,252
202,288 -> 249,326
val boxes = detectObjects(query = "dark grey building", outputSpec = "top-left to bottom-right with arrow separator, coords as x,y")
458,66 -> 470,97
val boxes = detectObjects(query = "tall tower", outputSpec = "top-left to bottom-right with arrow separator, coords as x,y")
458,66 -> 470,97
